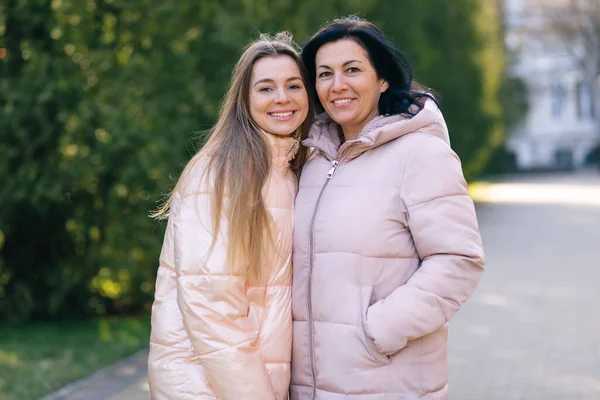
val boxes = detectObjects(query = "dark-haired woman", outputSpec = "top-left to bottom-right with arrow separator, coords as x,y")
290,16 -> 485,400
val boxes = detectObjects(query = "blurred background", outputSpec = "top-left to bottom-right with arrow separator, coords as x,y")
1,0 -> 599,399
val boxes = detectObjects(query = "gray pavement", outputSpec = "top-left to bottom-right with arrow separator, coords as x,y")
47,171 -> 600,399
449,170 -> 600,399
40,349 -> 149,400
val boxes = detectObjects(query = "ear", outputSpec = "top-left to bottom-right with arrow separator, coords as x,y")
379,79 -> 389,93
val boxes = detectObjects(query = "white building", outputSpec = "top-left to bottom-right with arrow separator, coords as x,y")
504,0 -> 600,170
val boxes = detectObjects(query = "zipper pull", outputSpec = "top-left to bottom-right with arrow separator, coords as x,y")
326,160 -> 339,179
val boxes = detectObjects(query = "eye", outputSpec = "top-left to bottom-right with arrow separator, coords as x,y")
289,84 -> 303,90
318,71 -> 332,79
258,87 -> 273,92
346,67 -> 360,73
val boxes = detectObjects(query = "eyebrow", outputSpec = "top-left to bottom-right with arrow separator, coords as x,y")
317,59 -> 364,69
253,76 -> 303,87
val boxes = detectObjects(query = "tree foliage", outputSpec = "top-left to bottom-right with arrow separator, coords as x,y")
0,0 -> 508,321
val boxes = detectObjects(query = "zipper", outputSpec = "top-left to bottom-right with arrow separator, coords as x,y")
325,160 -> 339,179
307,159 -> 339,399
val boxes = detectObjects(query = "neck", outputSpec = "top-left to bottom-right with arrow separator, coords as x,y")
340,109 -> 380,142
341,127 -> 360,142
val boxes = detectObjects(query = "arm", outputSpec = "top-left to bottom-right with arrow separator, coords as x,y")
365,135 -> 485,355
172,191 -> 276,400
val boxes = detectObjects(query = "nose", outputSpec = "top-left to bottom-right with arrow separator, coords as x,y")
274,87 -> 289,103
331,73 -> 347,92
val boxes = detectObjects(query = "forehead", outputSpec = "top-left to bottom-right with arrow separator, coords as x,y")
250,55 -> 301,82
315,39 -> 370,66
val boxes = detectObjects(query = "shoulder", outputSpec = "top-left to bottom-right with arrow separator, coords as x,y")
176,155 -> 213,199
395,131 -> 455,159
382,132 -> 459,180
398,134 -> 467,205
399,132 -> 462,177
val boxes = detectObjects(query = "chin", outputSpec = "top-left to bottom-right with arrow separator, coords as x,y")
269,123 -> 299,136
327,111 -> 353,124
271,131 -> 296,137
331,116 -> 352,126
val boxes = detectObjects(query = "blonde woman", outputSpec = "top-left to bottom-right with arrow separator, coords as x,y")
148,33 -> 313,400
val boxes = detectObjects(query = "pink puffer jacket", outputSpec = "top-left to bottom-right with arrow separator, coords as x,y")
148,134 -> 299,400
291,100 -> 485,400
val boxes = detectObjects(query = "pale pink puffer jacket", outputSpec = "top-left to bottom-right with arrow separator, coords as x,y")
148,134 -> 299,400
290,100 -> 485,400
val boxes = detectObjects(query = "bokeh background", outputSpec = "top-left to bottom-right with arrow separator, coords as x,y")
1,0 -> 599,399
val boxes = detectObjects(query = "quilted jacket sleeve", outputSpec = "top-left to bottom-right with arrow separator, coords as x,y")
172,190 -> 276,400
365,134 -> 485,355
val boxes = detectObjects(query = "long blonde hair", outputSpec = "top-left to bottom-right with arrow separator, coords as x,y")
152,32 -> 313,283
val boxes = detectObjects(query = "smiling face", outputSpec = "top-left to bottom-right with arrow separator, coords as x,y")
249,55 -> 309,137
315,39 -> 389,140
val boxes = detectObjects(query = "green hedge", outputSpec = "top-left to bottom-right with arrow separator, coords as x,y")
0,0 -> 507,321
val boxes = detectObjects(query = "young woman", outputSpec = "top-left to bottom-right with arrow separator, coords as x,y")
291,17 -> 485,400
148,32 -> 313,400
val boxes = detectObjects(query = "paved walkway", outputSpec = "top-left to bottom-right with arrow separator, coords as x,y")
44,171 -> 600,399
40,349 -> 149,400
449,171 -> 600,399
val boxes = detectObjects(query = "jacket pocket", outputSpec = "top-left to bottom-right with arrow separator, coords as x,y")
358,286 -> 391,367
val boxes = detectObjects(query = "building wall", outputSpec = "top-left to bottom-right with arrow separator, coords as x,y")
504,0 -> 600,169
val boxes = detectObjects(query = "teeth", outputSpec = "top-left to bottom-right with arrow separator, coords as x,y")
271,111 -> 293,117
333,99 -> 352,105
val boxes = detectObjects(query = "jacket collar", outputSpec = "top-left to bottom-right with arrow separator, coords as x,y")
263,131 -> 299,169
303,99 -> 450,162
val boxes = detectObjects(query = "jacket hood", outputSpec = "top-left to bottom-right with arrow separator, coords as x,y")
303,98 -> 450,161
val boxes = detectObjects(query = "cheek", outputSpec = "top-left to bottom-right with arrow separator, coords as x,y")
315,82 -> 329,104
363,83 -> 382,105
297,92 -> 309,112
249,95 -> 265,119
249,106 -> 260,124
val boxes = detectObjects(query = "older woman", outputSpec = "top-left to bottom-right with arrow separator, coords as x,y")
291,16 -> 485,400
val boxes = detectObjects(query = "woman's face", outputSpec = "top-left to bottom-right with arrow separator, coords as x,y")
249,55 -> 309,137
314,39 -> 389,139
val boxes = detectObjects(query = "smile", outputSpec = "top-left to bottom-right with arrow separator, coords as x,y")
332,99 -> 353,106
269,111 -> 295,118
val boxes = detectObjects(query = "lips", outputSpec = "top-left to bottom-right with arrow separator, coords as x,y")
268,110 -> 298,121
331,98 -> 354,107
269,111 -> 295,117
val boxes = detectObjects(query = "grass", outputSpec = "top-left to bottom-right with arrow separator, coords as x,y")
0,315 -> 150,400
